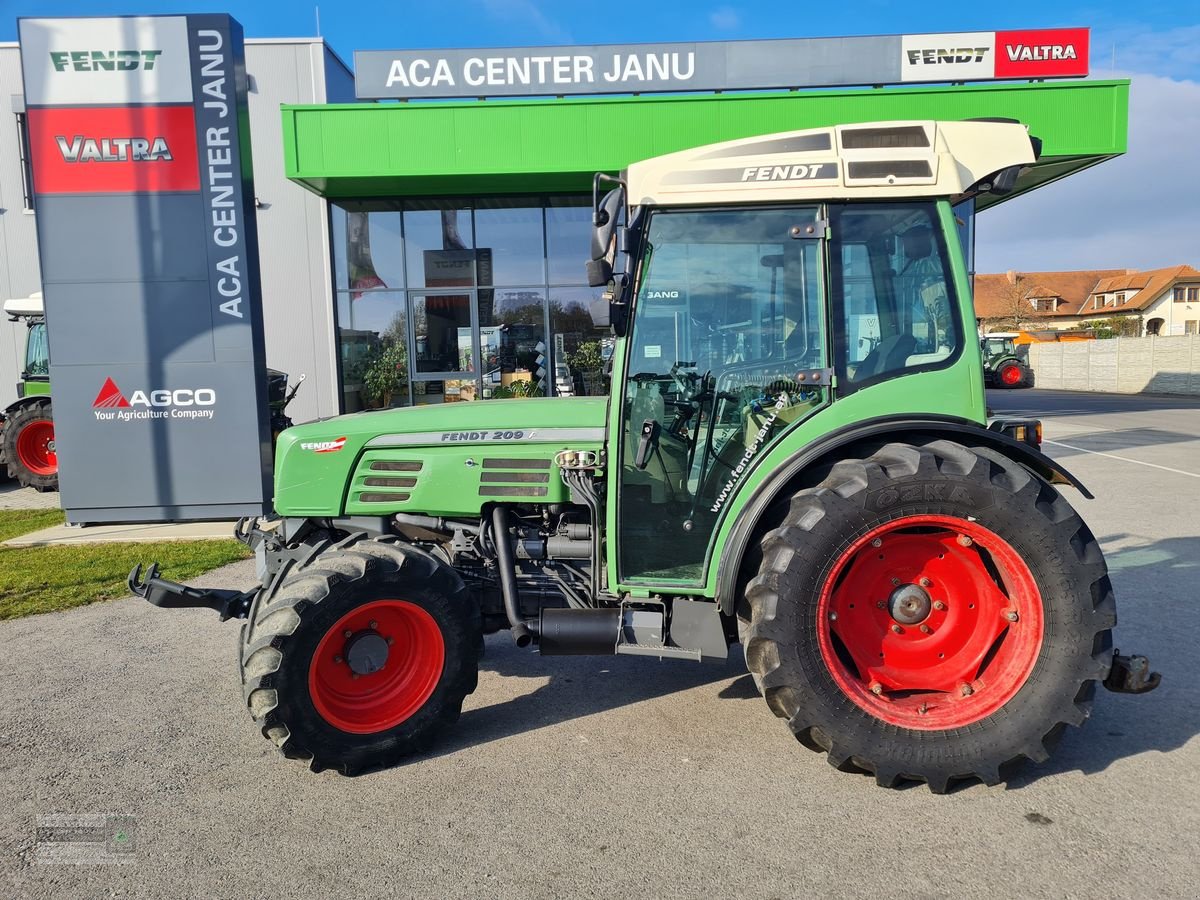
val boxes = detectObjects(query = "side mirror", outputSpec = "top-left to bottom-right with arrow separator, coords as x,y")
587,186 -> 624,287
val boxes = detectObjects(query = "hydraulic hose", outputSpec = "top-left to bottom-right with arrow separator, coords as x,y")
491,506 -> 538,647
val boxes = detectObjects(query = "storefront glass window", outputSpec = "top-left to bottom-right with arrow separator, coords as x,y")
480,288 -> 547,398
330,196 -> 603,412
404,205 -> 475,289
335,290 -> 410,412
475,201 -> 545,286
546,198 -> 592,285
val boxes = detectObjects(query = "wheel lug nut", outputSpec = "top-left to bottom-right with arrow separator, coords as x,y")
351,673 -> 360,680
369,620 -> 378,630
933,601 -> 946,611
343,630 -> 353,638
957,534 -> 973,547
386,636 -> 394,645
891,577 -> 901,587
960,683 -> 974,697
871,538 -> 883,548
890,624 -> 902,634
1005,610 -> 1019,622
876,600 -> 886,609
829,611 -> 838,621
870,682 -> 883,695
919,624 -> 932,634
919,577 -> 931,587
333,655 -> 343,664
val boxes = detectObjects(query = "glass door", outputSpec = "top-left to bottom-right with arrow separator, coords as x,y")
411,291 -> 479,404
616,206 -> 828,583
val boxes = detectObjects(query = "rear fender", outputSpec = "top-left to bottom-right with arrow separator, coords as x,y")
715,415 -> 1089,615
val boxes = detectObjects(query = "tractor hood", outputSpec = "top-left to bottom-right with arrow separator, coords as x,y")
273,397 -> 608,517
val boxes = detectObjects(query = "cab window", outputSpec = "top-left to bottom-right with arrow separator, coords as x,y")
831,203 -> 961,389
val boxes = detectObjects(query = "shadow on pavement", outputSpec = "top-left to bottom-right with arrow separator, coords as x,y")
423,640 -> 748,759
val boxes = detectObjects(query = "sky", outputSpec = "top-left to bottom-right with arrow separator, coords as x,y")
2,0 -> 1198,274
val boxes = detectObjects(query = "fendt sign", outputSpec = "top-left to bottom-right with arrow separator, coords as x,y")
19,15 -> 271,523
355,27 -> 1089,99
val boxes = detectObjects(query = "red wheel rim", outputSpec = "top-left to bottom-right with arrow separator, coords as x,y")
15,420 -> 57,476
817,515 -> 1043,730
1000,364 -> 1021,385
308,599 -> 444,734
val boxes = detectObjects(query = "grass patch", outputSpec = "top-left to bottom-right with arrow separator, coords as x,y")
0,511 -> 251,620
0,508 -> 65,542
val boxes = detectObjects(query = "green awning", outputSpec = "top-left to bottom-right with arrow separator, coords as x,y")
282,78 -> 1128,209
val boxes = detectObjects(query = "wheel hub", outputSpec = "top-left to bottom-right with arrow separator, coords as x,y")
888,583 -> 932,625
345,630 -> 389,675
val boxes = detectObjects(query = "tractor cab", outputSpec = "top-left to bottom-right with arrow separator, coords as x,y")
3,292 -> 49,391
1,293 -> 56,490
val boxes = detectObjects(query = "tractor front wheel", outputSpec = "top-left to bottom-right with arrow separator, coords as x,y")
742,440 -> 1115,792
2,400 -> 58,491
239,534 -> 481,774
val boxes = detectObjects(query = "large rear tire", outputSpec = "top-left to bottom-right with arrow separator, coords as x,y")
742,439 -> 1114,792
239,533 -> 481,774
2,400 -> 58,492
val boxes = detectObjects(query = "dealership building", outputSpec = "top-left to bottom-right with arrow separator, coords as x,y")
1,27 -> 1129,424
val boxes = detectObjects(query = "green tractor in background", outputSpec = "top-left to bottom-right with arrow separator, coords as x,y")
981,332 -> 1033,388
133,120 -> 1158,792
1,293 -> 56,491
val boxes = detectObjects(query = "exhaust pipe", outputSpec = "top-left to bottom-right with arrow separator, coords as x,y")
538,607 -> 620,655
491,506 -> 539,647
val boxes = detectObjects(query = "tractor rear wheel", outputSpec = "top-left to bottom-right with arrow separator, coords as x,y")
239,533 -> 481,774
998,362 -> 1024,387
742,439 -> 1115,792
2,400 -> 58,491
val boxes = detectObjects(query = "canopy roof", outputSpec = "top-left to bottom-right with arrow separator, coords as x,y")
281,79 -> 1128,210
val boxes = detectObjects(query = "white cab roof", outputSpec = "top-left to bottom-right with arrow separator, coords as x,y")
626,120 -> 1036,207
3,292 -> 43,318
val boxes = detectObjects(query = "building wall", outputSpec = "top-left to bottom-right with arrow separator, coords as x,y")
1141,287 -> 1200,336
0,38 -> 349,425
0,44 -> 42,408
1029,335 -> 1200,395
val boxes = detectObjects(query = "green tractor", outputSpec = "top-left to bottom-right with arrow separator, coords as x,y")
133,120 -> 1158,792
1,293 -> 56,491
981,332 -> 1033,388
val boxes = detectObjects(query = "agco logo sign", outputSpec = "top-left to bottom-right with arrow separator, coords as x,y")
49,50 -> 163,72
92,377 -> 216,421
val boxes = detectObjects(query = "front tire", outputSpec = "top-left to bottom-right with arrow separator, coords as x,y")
742,440 -> 1114,792
239,534 -> 481,774
2,400 -> 58,491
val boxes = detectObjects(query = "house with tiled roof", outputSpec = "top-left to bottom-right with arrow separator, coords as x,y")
972,265 -> 1200,337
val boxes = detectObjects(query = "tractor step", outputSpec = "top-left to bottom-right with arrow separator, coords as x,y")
128,563 -> 257,621
1103,651 -> 1162,694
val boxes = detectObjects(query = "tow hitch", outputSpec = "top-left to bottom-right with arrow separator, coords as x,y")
1103,651 -> 1162,695
128,562 -> 256,621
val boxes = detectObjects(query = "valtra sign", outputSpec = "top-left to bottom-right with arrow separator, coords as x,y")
19,15 -> 271,523
355,27 -> 1089,100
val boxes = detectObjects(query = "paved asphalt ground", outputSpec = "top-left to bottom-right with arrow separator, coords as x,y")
1,389 -> 1197,899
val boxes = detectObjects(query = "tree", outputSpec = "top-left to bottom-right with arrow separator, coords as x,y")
988,272 -> 1050,333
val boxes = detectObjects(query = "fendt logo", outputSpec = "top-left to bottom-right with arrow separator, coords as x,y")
49,50 -> 163,72
300,437 -> 347,454
55,135 -> 174,163
92,377 -> 217,422
905,46 -> 990,66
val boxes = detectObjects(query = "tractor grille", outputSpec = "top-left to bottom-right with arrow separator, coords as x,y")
354,458 -> 423,504
478,458 -> 551,498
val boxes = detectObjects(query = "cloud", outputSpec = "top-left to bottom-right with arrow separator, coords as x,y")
975,72 -> 1200,273
480,0 -> 572,44
1089,24 -> 1200,81
709,6 -> 741,31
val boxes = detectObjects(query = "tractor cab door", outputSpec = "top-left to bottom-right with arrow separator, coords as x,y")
616,206 -> 828,583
